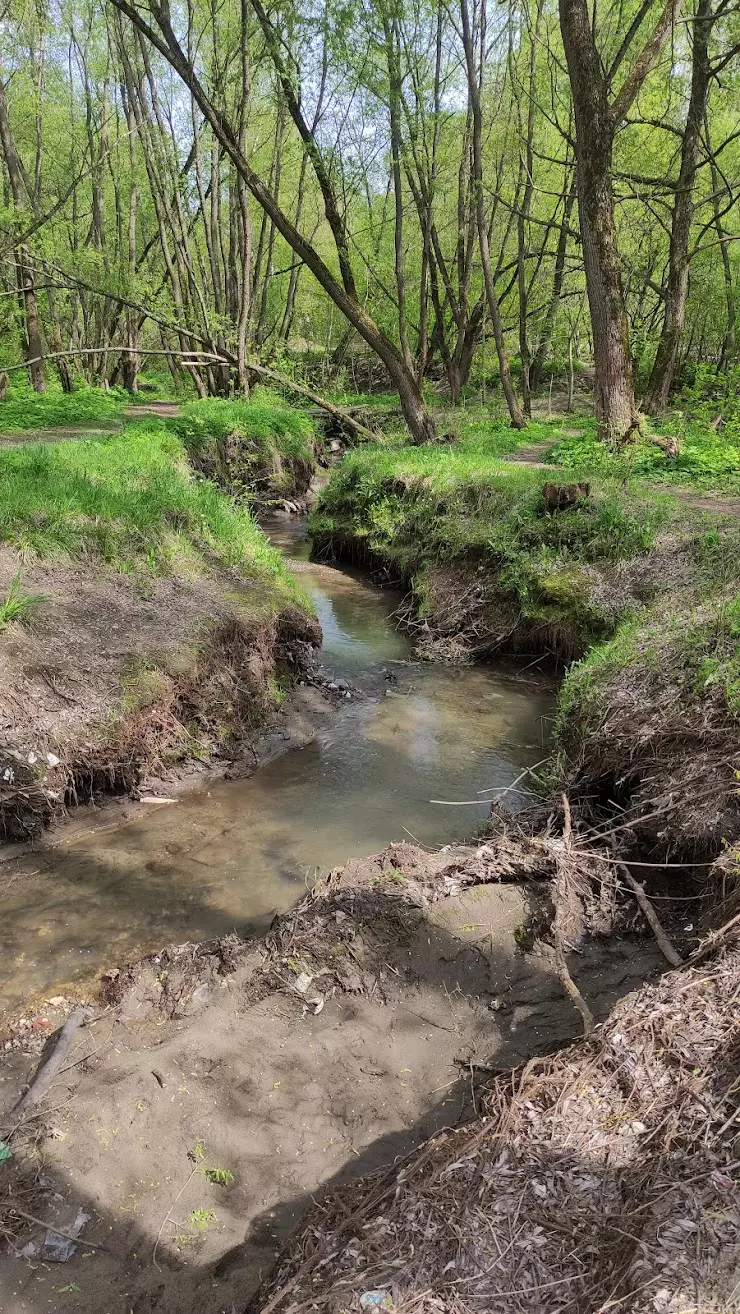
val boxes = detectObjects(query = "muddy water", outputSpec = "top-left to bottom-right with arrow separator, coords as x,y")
0,519 -> 554,1014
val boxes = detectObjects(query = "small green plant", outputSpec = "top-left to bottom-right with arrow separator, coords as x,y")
188,1207 -> 216,1234
203,1166 -> 235,1186
0,572 -> 44,629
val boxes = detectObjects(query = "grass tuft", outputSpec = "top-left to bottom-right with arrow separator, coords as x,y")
0,571 -> 45,630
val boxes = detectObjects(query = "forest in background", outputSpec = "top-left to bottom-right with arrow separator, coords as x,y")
0,0 -> 737,445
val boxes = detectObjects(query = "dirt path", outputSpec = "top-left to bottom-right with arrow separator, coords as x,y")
0,843 -> 664,1314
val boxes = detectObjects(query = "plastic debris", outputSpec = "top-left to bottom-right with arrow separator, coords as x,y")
42,1209 -> 90,1263
359,1293 -> 393,1311
293,971 -> 313,995
0,1140 -> 12,1164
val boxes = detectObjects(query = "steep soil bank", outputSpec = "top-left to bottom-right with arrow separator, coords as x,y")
0,841 -> 666,1314
0,416 -> 323,841
0,544 -> 320,841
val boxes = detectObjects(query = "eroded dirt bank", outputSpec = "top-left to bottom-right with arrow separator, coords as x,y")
0,543 -> 321,842
0,842 -> 667,1314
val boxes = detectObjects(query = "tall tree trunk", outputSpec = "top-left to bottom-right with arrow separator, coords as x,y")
514,0 -> 545,416
559,0 -> 634,441
644,0 -> 713,413
559,0 -> 682,441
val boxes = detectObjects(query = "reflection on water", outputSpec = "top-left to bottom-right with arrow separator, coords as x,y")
0,517 -> 555,1013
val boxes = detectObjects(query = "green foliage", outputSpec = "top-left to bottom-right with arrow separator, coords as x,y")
187,1208 -> 216,1234
0,572 -> 45,630
550,414 -> 740,492
0,421 -> 298,599
203,1166 -> 235,1186
0,385 -> 125,432
171,397 -> 316,500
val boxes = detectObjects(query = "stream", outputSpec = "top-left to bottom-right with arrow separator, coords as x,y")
0,518 -> 555,1014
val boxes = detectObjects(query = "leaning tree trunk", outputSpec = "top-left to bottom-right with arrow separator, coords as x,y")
644,0 -> 712,413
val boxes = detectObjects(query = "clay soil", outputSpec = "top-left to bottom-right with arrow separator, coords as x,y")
0,842 -> 665,1314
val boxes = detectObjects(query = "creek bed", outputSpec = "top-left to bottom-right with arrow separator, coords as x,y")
0,517 -> 555,1014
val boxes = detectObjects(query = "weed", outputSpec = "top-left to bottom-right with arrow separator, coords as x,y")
188,1208 -> 217,1234
0,572 -> 45,629
203,1166 -> 234,1186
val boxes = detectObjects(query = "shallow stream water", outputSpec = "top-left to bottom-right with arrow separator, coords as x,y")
0,518 -> 555,1013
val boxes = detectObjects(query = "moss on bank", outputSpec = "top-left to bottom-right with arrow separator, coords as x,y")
311,438 -> 675,658
0,421 -> 319,838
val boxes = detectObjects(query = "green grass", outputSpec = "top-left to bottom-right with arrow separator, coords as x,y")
312,430 -> 676,650
170,396 -> 316,499
549,416 -> 740,492
315,434 -> 671,565
0,420 -> 299,601
0,572 -> 45,630
0,385 -> 126,432
172,396 -> 315,460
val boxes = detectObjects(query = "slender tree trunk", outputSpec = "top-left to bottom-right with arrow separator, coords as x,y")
460,0 -> 526,428
530,175 -> 576,391
706,133 -> 737,371
644,0 -> 712,412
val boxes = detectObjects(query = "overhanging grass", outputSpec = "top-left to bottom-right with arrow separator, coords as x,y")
312,436 -> 678,653
170,396 -> 316,500
0,385 -> 126,432
172,396 -> 315,460
315,437 -> 671,566
0,420 -> 300,603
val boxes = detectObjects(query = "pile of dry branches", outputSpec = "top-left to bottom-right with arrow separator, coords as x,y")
252,918 -> 740,1314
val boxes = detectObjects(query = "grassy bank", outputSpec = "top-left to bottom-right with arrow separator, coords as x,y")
0,420 -> 319,838
170,394 -> 317,504
311,433 -> 675,657
312,429 -> 740,853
